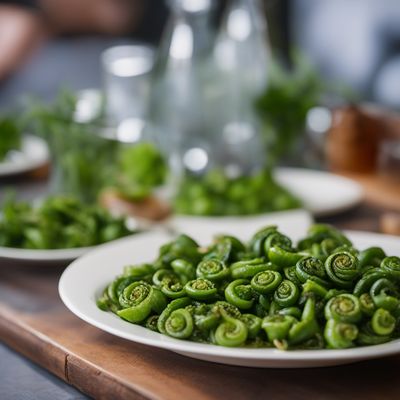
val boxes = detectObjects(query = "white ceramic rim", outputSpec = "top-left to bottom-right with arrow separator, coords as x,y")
0,245 -> 92,262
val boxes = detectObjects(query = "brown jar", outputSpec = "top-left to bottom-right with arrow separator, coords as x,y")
326,105 -> 384,173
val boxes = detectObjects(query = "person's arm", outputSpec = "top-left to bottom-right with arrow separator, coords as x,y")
38,0 -> 143,35
0,0 -> 149,81
0,2 -> 45,80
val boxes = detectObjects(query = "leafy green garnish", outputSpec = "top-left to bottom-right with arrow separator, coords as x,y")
0,116 -> 22,160
116,142 -> 167,201
27,91 -> 118,203
0,195 -> 133,249
26,91 -> 166,203
255,54 -> 322,164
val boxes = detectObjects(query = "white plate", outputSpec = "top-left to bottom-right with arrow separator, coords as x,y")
275,167 -> 364,216
59,228 -> 400,368
0,245 -> 93,265
0,209 -> 311,266
169,209 -> 313,244
0,135 -> 49,176
0,232 -> 144,265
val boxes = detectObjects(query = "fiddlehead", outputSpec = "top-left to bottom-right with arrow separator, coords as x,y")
117,281 -> 166,323
225,279 -> 255,310
165,309 -> 194,339
380,256 -> 400,279
214,315 -> 248,347
261,315 -> 296,342
157,297 -> 192,334
324,294 -> 362,324
371,308 -> 396,336
196,258 -> 230,281
230,258 -> 271,279
358,247 -> 386,271
295,256 -> 329,286
274,280 -> 300,307
370,278 -> 400,311
185,278 -> 218,300
325,251 -> 360,288
324,319 -> 358,349
251,270 -> 282,295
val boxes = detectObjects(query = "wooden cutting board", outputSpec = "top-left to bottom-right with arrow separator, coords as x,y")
1,264 -> 400,400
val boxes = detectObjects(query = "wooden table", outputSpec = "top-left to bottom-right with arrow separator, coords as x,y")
1,173 -> 400,400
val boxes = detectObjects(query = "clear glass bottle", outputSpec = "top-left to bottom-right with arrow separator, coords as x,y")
213,0 -> 271,176
215,0 -> 270,97
146,0 -> 217,175
147,0 -> 286,215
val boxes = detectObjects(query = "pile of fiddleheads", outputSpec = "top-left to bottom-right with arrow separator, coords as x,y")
97,224 -> 400,350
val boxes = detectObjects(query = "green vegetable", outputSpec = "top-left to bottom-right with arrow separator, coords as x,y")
370,278 -> 399,311
262,314 -> 295,342
358,247 -> 386,271
251,270 -> 282,295
174,168 -> 301,216
117,282 -> 166,323
324,319 -> 358,349
0,116 -> 21,160
165,308 -> 194,339
185,278 -> 217,301
325,252 -> 360,288
273,279 -> 300,307
98,224 -> 400,350
381,256 -> 400,279
27,91 -> 166,203
268,245 -> 305,268
295,256 -> 329,286
0,195 -> 132,249
214,314 -> 248,347
116,142 -> 167,201
359,293 -> 376,316
371,308 -> 395,336
255,54 -> 323,164
160,277 -> 186,299
157,297 -> 192,334
324,294 -> 362,324
288,297 -> 319,345
196,259 -> 230,282
240,314 -> 262,339
225,279 -> 254,310
230,258 -> 271,279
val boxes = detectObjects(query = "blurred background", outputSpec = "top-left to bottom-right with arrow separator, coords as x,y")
0,0 -> 400,224
1,0 -> 400,108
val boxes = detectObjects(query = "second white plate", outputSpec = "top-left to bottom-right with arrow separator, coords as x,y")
275,167 -> 364,216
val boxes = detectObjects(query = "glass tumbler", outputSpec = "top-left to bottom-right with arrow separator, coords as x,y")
101,44 -> 155,139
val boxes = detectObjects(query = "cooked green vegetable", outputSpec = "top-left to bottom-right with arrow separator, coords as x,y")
0,195 -> 133,249
173,168 -> 301,216
98,224 -> 400,349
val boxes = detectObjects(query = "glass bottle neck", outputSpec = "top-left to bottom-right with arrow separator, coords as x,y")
158,0 -> 215,64
224,0 -> 267,38
168,0 -> 212,14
